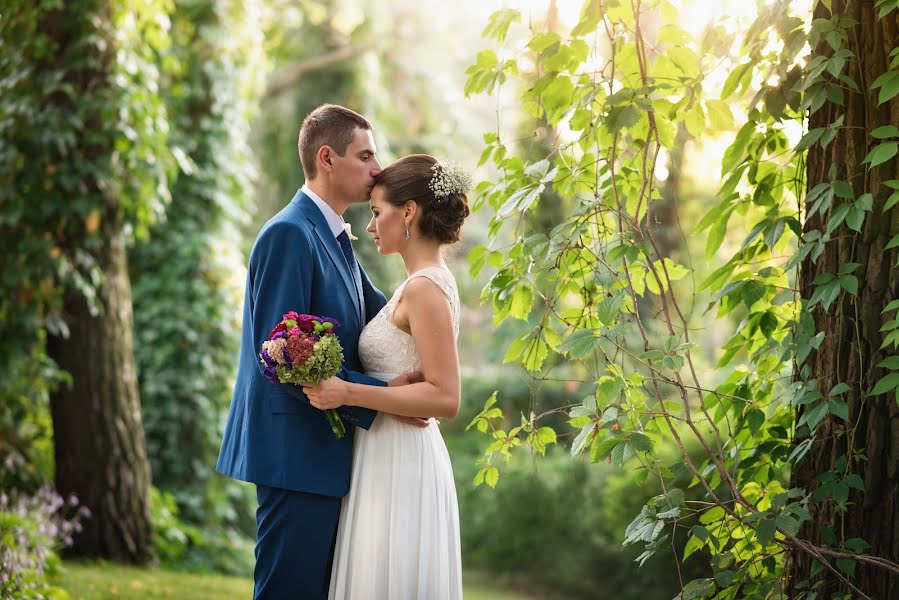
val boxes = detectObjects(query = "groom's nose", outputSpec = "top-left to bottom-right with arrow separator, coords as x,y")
370,158 -> 382,176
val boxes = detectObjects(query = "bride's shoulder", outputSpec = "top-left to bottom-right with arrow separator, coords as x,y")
400,267 -> 457,303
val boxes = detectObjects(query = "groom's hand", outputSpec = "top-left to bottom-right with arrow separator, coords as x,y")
388,371 -> 425,387
391,415 -> 430,428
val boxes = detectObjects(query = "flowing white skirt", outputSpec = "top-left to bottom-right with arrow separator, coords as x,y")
328,395 -> 462,600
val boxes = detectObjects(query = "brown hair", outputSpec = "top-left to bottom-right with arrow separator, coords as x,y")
298,104 -> 372,179
374,154 -> 470,245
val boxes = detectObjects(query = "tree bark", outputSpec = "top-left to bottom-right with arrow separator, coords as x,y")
789,1 -> 899,597
47,200 -> 154,564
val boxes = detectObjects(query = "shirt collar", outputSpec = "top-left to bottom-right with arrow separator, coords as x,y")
302,184 -> 346,238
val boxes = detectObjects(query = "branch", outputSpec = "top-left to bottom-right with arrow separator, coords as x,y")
261,45 -> 368,103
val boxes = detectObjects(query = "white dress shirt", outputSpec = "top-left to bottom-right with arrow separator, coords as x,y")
302,184 -> 345,238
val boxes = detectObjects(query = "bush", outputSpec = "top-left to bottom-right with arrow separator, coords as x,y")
150,487 -> 254,575
0,484 -> 88,600
448,433 -> 709,600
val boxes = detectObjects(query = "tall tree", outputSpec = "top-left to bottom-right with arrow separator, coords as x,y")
789,0 -> 899,596
0,0 -> 172,562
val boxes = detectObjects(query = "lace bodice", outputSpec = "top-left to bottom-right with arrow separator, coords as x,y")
358,266 -> 460,380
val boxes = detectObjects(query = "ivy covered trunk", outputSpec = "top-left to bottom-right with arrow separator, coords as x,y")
789,0 -> 899,596
18,0 -> 168,564
48,207 -> 153,563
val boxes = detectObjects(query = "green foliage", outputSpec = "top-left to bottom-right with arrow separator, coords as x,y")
453,434 -> 707,600
149,487 -> 253,574
128,0 -> 265,568
0,0 -> 173,487
464,0 -> 899,596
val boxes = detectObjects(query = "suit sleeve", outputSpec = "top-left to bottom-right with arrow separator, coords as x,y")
249,222 -> 314,404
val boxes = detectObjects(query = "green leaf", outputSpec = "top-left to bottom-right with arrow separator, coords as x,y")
871,70 -> 899,105
509,286 -> 533,320
884,191 -> 899,213
846,206 -> 865,232
886,233 -> 899,250
830,382 -> 851,395
559,329 -> 602,358
863,142 -> 898,167
877,356 -> 899,370
572,0 -> 601,37
871,372 -> 899,395
482,8 -> 521,42
799,402 -> 829,430
528,32 -> 561,53
839,274 -> 858,296
796,128 -> 825,152
872,125 -> 899,139
828,400 -> 849,421
747,408 -> 765,434
522,335 -> 548,372
706,99 -> 734,130
485,466 -> 500,488
756,519 -> 777,547
765,218 -> 787,250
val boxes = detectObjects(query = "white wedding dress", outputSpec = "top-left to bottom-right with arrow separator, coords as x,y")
328,266 -> 463,600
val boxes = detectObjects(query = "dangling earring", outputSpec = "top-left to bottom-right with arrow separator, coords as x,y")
404,222 -> 410,241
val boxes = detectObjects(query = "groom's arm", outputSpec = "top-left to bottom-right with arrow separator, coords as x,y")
249,223 -> 317,408
334,369 -> 383,429
335,371 -> 426,429
250,224 -> 390,430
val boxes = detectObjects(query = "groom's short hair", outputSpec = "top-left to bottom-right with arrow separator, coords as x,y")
298,104 -> 372,179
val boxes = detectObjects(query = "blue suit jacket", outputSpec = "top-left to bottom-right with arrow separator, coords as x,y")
216,190 -> 387,497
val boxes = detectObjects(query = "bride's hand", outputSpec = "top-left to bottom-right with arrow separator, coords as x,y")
303,377 -> 348,410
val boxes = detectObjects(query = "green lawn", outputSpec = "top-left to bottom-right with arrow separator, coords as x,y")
54,562 -> 538,600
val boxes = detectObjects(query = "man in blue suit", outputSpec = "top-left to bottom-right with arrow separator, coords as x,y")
217,104 -> 420,599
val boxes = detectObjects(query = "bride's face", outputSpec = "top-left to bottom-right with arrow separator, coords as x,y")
367,186 -> 406,255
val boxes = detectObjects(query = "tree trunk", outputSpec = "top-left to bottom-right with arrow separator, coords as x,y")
789,1 -> 899,597
47,204 -> 154,563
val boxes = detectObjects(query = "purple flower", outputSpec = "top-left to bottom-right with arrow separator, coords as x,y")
260,348 -> 275,367
273,330 -> 287,340
282,346 -> 292,366
263,364 -> 278,383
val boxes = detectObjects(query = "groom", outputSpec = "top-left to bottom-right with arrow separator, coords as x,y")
216,104 -> 420,599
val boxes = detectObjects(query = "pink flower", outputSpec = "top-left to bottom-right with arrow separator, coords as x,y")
287,336 -> 316,365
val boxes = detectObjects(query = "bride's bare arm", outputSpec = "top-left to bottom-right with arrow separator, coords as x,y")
303,277 -> 460,419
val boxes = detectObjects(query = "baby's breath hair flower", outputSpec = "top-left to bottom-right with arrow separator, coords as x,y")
428,161 -> 472,199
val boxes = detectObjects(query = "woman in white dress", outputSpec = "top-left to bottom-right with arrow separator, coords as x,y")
303,154 -> 470,600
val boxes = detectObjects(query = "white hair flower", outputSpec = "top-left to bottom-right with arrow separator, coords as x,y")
428,161 -> 472,199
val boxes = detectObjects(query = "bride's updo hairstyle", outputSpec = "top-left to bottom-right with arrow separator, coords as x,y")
373,154 -> 471,245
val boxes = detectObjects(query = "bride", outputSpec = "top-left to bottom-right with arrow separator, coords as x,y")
303,154 -> 470,599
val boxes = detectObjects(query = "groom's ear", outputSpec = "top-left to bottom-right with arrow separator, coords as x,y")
318,145 -> 334,173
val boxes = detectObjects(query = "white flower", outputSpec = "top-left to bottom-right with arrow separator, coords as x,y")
428,161 -> 472,198
343,221 -> 358,240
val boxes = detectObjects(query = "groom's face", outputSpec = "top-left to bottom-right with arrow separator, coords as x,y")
331,127 -> 381,204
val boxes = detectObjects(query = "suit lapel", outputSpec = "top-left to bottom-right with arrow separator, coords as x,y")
293,191 -> 364,324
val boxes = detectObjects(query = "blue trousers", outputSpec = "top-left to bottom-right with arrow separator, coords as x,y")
254,485 -> 342,600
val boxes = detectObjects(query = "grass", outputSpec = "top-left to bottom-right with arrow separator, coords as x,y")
54,561 -> 538,600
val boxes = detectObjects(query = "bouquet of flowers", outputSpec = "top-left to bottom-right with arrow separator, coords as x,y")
260,311 -> 346,438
